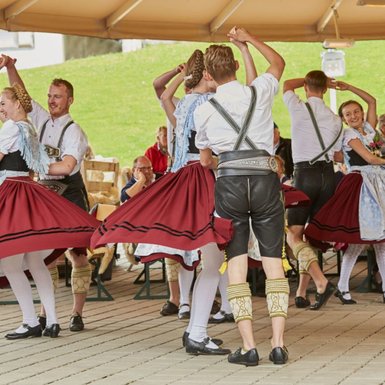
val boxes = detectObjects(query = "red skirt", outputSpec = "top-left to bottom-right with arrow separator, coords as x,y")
281,184 -> 310,209
0,177 -> 99,259
305,173 -> 382,245
92,162 -> 233,250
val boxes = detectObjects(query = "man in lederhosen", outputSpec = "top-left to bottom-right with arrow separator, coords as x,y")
194,27 -> 288,367
4,55 -> 91,332
283,71 -> 343,311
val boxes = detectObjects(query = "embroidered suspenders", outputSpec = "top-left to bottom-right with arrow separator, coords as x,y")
39,119 -> 74,161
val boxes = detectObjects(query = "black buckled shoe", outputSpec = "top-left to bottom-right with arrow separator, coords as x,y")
208,310 -> 235,324
334,289 -> 357,305
185,337 -> 230,355
228,347 -> 259,366
182,331 -> 223,347
38,315 -> 47,330
5,324 -> 42,340
160,300 -> 179,316
310,281 -> 335,310
269,346 -> 289,364
294,296 -> 310,308
69,313 -> 84,332
43,323 -> 61,338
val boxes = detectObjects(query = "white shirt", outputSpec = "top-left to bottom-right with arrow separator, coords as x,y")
283,91 -> 342,163
29,100 -> 88,177
0,119 -> 20,154
194,73 -> 278,155
159,96 -> 179,157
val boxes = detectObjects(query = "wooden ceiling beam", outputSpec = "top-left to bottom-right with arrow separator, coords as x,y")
106,0 -> 144,29
317,0 -> 344,33
209,0 -> 244,34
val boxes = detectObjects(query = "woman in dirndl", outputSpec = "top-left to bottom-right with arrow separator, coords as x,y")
305,81 -> 385,304
92,49 -> 233,354
0,84 -> 98,339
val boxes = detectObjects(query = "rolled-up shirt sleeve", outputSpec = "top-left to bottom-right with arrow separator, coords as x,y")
61,125 -> 88,164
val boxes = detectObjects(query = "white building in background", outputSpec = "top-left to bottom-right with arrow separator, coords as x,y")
0,31 -> 65,69
0,30 -> 166,70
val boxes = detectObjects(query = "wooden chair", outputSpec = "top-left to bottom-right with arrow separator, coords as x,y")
83,158 -> 120,206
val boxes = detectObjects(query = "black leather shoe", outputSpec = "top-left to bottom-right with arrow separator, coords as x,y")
178,304 -> 190,320
334,290 -> 357,305
43,324 -> 61,338
38,315 -> 47,330
185,337 -> 230,355
160,300 -> 179,316
310,281 -> 335,310
5,324 -> 42,340
208,310 -> 235,324
269,346 -> 289,364
228,347 -> 259,366
182,332 -> 223,347
294,296 -> 310,308
69,313 -> 84,331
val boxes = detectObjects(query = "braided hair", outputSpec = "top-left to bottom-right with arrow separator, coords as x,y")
184,50 -> 205,90
3,83 -> 32,113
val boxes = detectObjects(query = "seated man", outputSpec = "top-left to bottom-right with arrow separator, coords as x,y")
145,126 -> 168,179
120,156 -> 154,203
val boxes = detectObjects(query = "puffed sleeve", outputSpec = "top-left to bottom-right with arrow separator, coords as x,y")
343,128 -> 360,149
0,120 -> 20,154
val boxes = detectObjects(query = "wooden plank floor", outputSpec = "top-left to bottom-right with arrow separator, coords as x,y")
1,252 -> 385,385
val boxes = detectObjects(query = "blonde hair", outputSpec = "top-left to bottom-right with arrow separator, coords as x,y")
184,50 -> 205,89
3,83 -> 32,113
204,44 -> 236,83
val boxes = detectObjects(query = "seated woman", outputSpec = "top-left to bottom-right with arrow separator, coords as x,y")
0,84 -> 98,339
305,82 -> 385,304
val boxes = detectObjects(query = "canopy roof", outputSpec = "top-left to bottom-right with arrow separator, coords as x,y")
0,0 -> 385,43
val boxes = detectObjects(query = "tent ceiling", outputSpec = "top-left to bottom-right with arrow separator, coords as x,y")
0,0 -> 385,43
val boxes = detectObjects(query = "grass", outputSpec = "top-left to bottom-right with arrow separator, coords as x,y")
1,40 -> 384,166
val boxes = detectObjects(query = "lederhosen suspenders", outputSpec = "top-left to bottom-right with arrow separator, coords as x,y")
304,102 -> 343,165
209,87 -> 278,176
209,86 -> 258,151
39,119 -> 74,161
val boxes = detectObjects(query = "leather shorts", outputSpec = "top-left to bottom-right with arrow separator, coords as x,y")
215,172 -> 284,259
287,161 -> 336,226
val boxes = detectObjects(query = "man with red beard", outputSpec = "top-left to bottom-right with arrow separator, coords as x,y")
3,54 -> 91,333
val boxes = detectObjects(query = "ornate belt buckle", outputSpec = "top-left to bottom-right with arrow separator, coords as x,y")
44,145 -> 60,158
268,156 -> 279,172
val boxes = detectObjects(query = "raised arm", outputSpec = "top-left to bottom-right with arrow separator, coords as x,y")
283,78 -> 305,93
153,64 -> 184,99
228,27 -> 285,81
0,54 -> 26,90
336,81 -> 377,128
229,38 -> 257,85
160,66 -> 185,128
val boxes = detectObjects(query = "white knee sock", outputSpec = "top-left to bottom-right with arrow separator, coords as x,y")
218,271 -> 231,314
338,244 -> 366,299
187,244 -> 223,344
178,267 -> 194,306
373,244 -> 385,293
25,250 -> 57,326
0,254 -> 40,327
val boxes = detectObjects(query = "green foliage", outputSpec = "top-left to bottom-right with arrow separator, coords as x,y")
1,40 -> 384,166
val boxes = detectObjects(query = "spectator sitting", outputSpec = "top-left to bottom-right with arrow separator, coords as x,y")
274,122 -> 294,179
120,156 -> 154,203
145,126 -> 168,179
